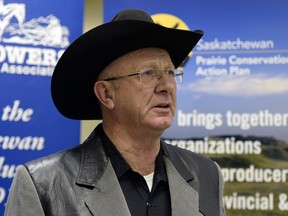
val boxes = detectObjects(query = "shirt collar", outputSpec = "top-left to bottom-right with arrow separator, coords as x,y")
100,125 -> 130,178
99,124 -> 167,181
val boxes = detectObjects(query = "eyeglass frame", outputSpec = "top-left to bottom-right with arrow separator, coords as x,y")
103,68 -> 184,84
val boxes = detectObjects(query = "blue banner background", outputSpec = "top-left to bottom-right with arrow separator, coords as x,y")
0,0 -> 83,214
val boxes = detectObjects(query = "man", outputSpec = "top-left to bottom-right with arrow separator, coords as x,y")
5,9 -> 226,216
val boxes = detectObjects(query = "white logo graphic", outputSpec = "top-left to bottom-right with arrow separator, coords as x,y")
0,0 -> 70,48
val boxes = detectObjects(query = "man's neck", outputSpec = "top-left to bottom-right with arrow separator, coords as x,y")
103,124 -> 161,176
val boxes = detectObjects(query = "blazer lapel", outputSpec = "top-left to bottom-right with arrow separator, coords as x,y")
75,128 -> 131,216
164,157 -> 204,216
84,160 -> 131,216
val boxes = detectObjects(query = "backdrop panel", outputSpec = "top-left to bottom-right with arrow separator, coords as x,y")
104,1 -> 288,215
0,0 -> 83,214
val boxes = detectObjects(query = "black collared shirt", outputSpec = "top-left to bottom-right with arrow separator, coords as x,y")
100,126 -> 171,216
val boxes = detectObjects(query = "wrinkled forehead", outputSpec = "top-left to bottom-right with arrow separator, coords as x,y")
101,48 -> 173,76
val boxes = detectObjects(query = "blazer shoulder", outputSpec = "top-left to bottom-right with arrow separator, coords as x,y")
24,143 -> 82,173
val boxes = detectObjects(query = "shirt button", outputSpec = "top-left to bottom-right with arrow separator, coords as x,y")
147,202 -> 152,207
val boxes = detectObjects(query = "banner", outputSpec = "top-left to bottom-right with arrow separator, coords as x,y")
104,0 -> 288,215
0,0 -> 83,214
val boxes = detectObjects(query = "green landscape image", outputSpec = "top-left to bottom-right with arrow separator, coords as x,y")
207,136 -> 288,216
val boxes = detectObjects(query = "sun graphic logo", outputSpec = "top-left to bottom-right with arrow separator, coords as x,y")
152,13 -> 192,70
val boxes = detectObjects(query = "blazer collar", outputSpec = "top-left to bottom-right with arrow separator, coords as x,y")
161,140 -> 195,182
76,126 -> 107,187
76,129 -> 196,187
76,126 -> 131,215
164,157 -> 204,216
84,160 -> 131,216
76,126 -> 202,216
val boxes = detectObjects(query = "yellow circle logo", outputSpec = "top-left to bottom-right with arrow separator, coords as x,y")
152,13 -> 192,70
152,13 -> 190,31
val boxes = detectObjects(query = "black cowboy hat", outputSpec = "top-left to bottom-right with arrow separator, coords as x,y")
51,9 -> 204,120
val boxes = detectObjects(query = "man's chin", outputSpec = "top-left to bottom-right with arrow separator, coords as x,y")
147,118 -> 173,131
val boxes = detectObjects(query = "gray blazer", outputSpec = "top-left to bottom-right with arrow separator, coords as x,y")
4,126 -> 225,216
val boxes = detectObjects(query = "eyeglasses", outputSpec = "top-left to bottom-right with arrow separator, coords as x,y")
103,68 -> 184,85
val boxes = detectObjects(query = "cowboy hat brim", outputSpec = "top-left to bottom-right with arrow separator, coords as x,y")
51,19 -> 203,120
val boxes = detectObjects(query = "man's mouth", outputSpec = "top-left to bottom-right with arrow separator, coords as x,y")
155,103 -> 170,109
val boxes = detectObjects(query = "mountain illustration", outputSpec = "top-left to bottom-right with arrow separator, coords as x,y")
3,14 -> 70,48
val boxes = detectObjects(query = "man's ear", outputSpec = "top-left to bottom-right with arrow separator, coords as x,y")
94,81 -> 115,110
